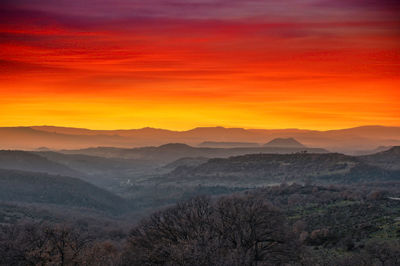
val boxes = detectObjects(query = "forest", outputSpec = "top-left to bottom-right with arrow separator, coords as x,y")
0,146 -> 400,265
2,183 -> 400,265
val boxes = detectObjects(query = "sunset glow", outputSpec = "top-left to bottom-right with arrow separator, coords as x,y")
1,0 -> 399,130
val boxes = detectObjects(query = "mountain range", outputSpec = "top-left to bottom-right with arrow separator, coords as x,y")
0,125 -> 399,153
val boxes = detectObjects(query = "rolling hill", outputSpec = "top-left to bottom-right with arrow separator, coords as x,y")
359,146 -> 400,170
0,150 -> 158,188
0,150 -> 81,177
35,151 -> 153,177
0,168 -> 131,214
159,152 -> 400,187
61,143 -> 327,164
163,157 -> 210,170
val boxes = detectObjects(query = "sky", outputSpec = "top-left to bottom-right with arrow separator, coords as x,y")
0,0 -> 399,130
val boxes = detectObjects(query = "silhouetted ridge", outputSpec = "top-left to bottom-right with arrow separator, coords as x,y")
157,143 -> 193,150
264,138 -> 306,148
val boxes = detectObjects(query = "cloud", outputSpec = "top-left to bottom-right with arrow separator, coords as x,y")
3,0 -> 398,22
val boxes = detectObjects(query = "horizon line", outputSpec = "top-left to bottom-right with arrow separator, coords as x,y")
0,124 -> 397,132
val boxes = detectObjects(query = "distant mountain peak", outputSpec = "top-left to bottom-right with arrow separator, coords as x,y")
139,127 -> 172,132
264,138 -> 306,148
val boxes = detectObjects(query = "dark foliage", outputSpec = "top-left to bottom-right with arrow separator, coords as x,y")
122,196 -> 301,265
2,183 -> 400,265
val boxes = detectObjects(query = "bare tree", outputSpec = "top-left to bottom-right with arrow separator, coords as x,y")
0,223 -> 93,266
122,195 -> 300,266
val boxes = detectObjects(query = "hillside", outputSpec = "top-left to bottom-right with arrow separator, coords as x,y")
163,157 -> 210,170
0,150 -> 81,177
359,146 -> 400,170
35,151 -> 153,177
352,145 -> 392,156
62,143 -> 327,164
161,153 -> 400,186
0,168 -> 130,214
0,150 -> 160,189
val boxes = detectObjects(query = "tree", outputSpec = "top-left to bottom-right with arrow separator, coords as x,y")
122,195 -> 300,265
0,223 -> 93,266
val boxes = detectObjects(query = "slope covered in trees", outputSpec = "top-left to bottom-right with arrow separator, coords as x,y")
61,143 -> 326,164
0,169 -> 131,214
162,152 -> 400,186
359,146 -> 400,170
0,150 -> 80,177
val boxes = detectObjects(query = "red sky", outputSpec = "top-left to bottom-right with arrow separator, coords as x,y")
0,0 -> 399,130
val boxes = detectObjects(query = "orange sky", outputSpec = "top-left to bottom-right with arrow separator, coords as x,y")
0,0 -> 399,130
